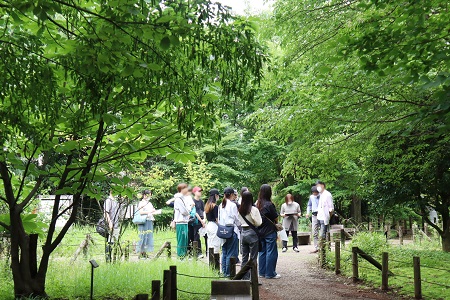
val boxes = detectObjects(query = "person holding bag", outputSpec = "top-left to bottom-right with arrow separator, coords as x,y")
173,183 -> 192,258
218,187 -> 241,277
136,190 -> 157,259
280,194 -> 301,253
237,191 -> 262,279
257,184 -> 281,279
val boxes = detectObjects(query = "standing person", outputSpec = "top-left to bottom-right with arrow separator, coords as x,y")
136,190 -> 156,259
192,186 -> 206,258
238,187 -> 249,205
104,190 -> 124,262
238,191 -> 262,279
257,184 -> 280,279
205,189 -> 221,254
230,189 -> 240,209
305,186 -> 320,253
280,194 -> 301,253
173,183 -> 192,258
219,187 -> 241,277
316,181 -> 334,240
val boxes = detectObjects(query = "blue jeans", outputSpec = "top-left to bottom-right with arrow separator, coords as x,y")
319,220 -> 329,239
221,232 -> 239,277
258,231 -> 278,278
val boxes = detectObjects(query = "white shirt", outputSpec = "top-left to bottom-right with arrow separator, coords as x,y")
138,199 -> 155,221
218,199 -> 241,239
238,206 -> 262,227
317,190 -> 334,225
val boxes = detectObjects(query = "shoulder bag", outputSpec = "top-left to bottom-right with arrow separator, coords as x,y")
132,207 -> 147,225
216,205 -> 234,239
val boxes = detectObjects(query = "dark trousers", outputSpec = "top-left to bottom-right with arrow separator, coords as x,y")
282,230 -> 298,248
188,223 -> 203,255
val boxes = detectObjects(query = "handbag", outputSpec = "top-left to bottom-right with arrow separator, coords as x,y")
96,218 -> 108,238
261,211 -> 284,232
217,224 -> 234,239
239,212 -> 263,251
132,210 -> 147,225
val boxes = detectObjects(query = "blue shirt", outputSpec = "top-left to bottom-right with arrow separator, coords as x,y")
307,195 -> 320,214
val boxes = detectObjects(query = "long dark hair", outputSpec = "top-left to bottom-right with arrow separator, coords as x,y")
205,195 -> 217,213
257,184 -> 272,210
239,191 -> 253,216
222,192 -> 233,208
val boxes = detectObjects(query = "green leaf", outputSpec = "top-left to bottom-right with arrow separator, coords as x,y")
160,36 -> 171,50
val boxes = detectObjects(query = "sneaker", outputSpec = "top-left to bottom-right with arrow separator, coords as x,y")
282,247 -> 287,252
310,249 -> 319,254
267,274 -> 281,279
293,247 -> 299,252
259,274 -> 265,278
197,254 -> 204,259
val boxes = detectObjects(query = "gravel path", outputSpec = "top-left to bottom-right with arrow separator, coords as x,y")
258,243 -> 409,300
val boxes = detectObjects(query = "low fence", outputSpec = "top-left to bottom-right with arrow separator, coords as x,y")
320,240 -> 450,299
133,246 -> 259,300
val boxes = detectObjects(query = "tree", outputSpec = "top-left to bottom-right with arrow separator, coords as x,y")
0,0 -> 265,297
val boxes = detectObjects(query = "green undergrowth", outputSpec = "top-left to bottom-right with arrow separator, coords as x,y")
1,226 -> 218,299
326,232 -> 450,300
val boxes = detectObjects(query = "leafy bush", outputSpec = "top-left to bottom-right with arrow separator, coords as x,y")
349,231 -> 388,256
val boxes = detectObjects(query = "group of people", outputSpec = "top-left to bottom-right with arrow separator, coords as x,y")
107,180 -> 334,278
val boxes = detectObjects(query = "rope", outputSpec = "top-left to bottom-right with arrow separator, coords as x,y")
177,288 -> 210,295
420,264 -> 450,273
392,273 -> 414,280
358,265 -> 381,272
176,272 -> 225,279
421,279 -> 450,289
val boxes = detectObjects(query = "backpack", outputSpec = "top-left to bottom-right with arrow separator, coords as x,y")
96,218 -> 109,238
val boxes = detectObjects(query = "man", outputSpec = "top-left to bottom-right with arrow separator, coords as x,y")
305,186 -> 320,253
104,190 -> 124,262
316,181 -> 334,242
192,186 -> 206,258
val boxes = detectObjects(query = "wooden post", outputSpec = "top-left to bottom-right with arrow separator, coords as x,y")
214,253 -> 220,271
398,221 -> 403,245
209,247 -> 214,267
163,270 -> 171,300
413,256 -> 422,299
232,259 -> 254,280
352,247 -> 359,283
250,260 -> 259,300
230,257 -> 237,278
382,252 -> 388,290
169,266 -> 177,300
167,242 -> 171,259
319,238 -> 326,268
335,241 -> 341,275
424,223 -> 428,236
369,222 -> 373,232
151,280 -> 160,300
135,294 -> 149,300
340,229 -> 345,248
193,241 -> 198,260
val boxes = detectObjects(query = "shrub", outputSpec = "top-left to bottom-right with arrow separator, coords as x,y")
348,231 -> 388,257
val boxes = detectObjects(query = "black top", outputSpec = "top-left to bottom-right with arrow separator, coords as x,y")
258,201 -> 279,237
206,205 -> 218,222
194,198 -> 205,219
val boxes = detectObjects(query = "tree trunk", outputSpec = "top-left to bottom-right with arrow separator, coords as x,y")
442,217 -> 450,252
351,196 -> 362,224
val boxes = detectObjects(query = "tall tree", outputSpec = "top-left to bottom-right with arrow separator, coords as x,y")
0,0 -> 265,297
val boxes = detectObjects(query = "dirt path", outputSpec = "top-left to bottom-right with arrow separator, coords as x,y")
258,244 -> 408,300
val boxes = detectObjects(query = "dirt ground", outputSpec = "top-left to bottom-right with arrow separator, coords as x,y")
257,243 -> 410,300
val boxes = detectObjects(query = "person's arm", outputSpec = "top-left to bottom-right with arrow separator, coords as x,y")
104,199 -> 113,230
280,203 -> 286,217
252,207 -> 263,227
232,203 -> 241,227
306,198 -> 312,217
268,203 -> 279,223
297,202 -> 301,217
214,206 -> 219,223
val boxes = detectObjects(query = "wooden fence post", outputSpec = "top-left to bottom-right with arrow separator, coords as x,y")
340,229 -> 345,248
398,221 -> 403,245
413,256 -> 422,299
193,241 -> 198,260
250,260 -> 259,300
135,294 -> 149,300
352,247 -> 359,283
319,238 -> 326,268
335,241 -> 340,275
166,242 -> 171,259
169,266 -> 177,300
151,280 -> 160,300
230,257 -> 237,278
382,252 -> 388,290
163,269 -> 171,300
214,253 -> 220,271
209,247 -> 214,267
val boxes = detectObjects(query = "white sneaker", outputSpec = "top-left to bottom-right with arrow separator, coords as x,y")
267,274 -> 281,279
282,247 -> 287,252
293,247 -> 299,252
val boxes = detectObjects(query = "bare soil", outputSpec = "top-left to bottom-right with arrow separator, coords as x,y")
258,243 -> 410,300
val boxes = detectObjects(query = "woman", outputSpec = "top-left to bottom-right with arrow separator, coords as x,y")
173,183 -> 192,258
280,194 -> 301,253
237,191 -> 262,279
219,187 -> 241,277
205,189 -> 221,254
136,190 -> 156,259
238,187 -> 249,205
257,184 -> 280,279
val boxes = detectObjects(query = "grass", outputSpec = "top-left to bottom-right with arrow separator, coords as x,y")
0,225 -> 220,300
326,232 -> 450,300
